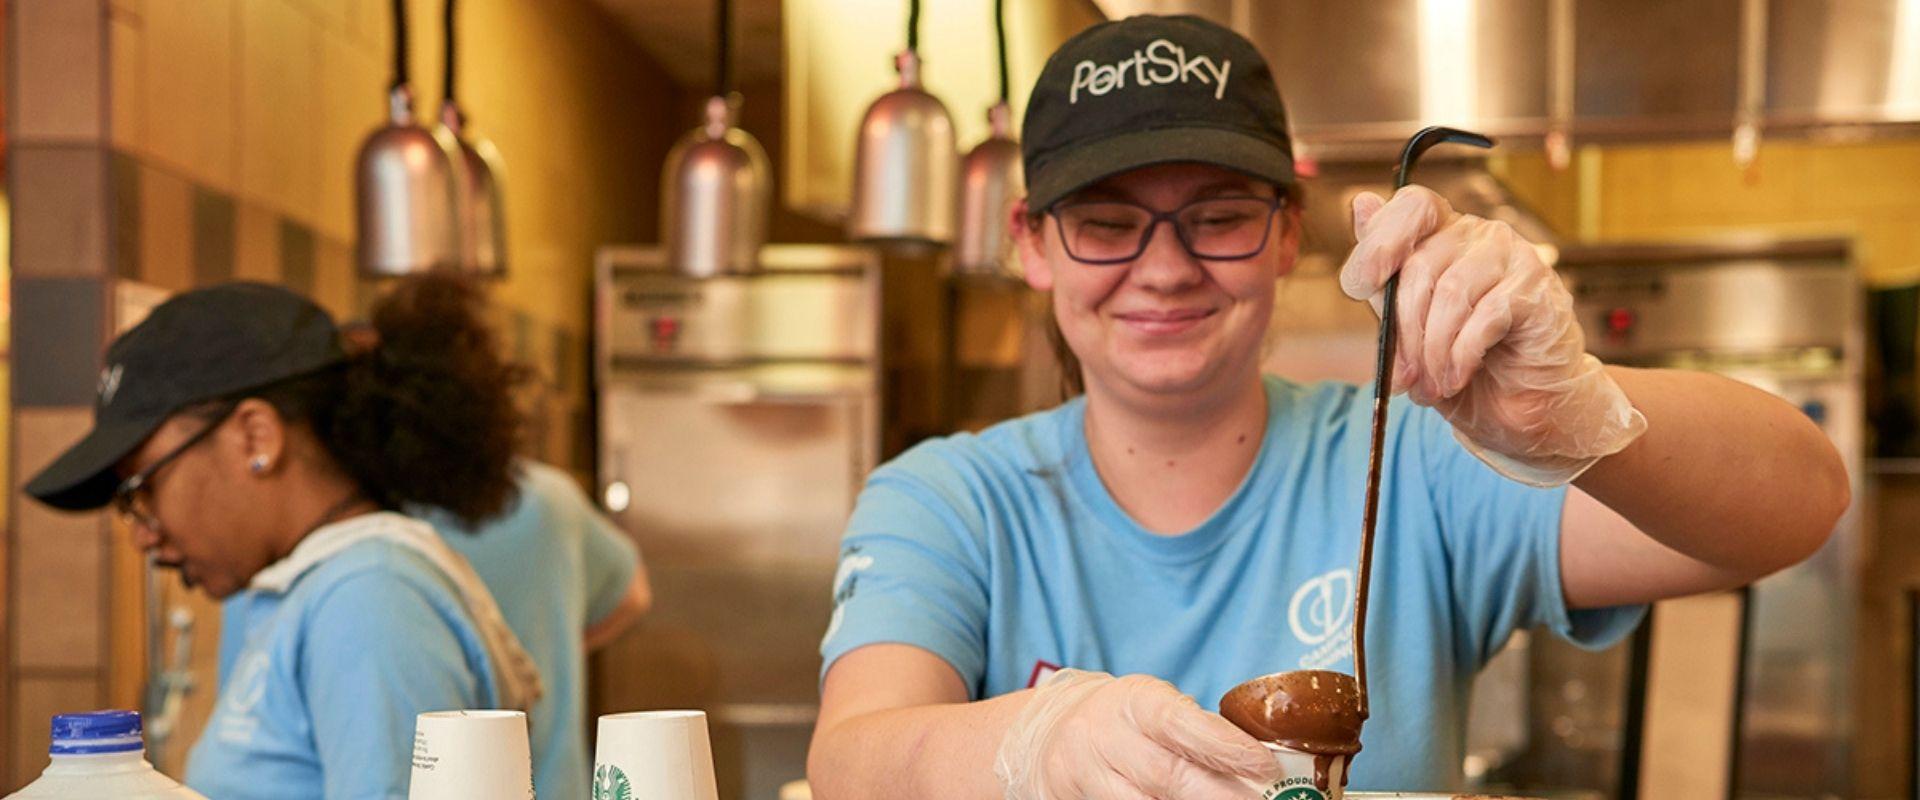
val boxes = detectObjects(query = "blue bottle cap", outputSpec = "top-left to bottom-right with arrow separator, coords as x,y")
50,710 -> 144,755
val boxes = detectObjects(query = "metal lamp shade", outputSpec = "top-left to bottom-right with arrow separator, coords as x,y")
952,104 -> 1023,277
356,90 -> 461,276
848,51 -> 956,251
662,96 -> 771,277
457,137 -> 508,277
438,106 -> 508,278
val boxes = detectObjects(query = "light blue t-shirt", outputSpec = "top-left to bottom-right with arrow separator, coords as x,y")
820,375 -> 1645,792
192,516 -> 501,800
413,462 -> 641,800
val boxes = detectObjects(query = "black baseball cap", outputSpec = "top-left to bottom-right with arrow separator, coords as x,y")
1021,14 -> 1296,211
25,282 -> 347,511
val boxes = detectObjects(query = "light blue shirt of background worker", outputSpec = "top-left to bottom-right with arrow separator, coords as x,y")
218,319 -> 653,799
25,276 -> 543,800
406,460 -> 649,800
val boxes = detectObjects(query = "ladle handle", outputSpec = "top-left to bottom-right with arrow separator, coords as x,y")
1353,126 -> 1495,717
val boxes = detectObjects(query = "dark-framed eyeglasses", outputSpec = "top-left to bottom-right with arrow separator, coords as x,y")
112,403 -> 237,531
1049,195 -> 1286,265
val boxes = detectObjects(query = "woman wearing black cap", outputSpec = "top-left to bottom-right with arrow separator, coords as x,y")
808,14 -> 1848,799
26,276 -> 539,799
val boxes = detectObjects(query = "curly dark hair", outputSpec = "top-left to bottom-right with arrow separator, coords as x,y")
197,274 -> 528,527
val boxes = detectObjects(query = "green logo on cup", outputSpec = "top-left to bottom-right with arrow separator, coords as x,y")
1260,783 -> 1327,800
592,764 -> 633,800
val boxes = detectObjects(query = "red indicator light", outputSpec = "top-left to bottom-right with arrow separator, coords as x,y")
648,316 -> 681,351
1605,307 -> 1635,335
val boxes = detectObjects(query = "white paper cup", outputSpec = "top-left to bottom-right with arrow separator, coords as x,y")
1250,742 -> 1347,800
407,710 -> 533,800
593,710 -> 719,800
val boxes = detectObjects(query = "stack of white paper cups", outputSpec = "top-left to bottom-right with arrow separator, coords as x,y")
407,710 -> 533,800
593,710 -> 719,800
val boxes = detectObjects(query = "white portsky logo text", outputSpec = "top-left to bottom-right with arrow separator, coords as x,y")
1070,38 -> 1232,103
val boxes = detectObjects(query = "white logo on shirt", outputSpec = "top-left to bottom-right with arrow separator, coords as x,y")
1069,39 -> 1232,103
822,552 -> 876,644
832,553 -> 875,598
215,651 -> 271,744
1288,569 -> 1354,646
1289,569 -> 1357,670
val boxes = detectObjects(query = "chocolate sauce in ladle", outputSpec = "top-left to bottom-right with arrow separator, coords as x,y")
1218,669 -> 1363,789
1220,127 -> 1495,791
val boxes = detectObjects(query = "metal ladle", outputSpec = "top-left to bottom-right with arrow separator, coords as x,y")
1221,126 -> 1495,751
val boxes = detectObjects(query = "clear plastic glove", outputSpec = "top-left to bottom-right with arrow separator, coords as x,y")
994,669 -> 1280,800
1340,186 -> 1647,487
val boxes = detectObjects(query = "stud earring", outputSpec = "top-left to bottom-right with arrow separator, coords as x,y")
249,454 -> 271,474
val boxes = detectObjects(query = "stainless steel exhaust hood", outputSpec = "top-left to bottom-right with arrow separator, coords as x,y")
1093,0 -> 1920,156
1290,159 -> 1562,267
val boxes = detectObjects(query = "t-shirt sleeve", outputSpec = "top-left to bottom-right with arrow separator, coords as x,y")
1411,406 -> 1646,669
300,571 -> 491,800
819,447 -> 993,697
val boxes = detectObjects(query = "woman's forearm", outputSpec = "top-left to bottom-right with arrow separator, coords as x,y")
1574,366 -> 1849,576
808,691 -> 1033,800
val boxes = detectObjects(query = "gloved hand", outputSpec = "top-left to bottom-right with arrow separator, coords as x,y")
994,669 -> 1279,800
1340,186 -> 1647,487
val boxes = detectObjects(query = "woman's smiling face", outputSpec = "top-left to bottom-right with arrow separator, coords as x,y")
1015,162 -> 1300,403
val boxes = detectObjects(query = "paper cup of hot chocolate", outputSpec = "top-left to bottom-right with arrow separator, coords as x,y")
1249,742 -> 1347,800
593,710 -> 719,800
407,710 -> 533,800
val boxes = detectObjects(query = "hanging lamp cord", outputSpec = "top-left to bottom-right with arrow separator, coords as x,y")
716,0 -> 732,99
390,0 -> 409,92
994,0 -> 1008,103
907,0 -> 921,53
442,0 -> 457,102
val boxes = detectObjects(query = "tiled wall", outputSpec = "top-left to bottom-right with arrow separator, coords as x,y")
99,0 -> 689,461
6,0 -> 685,788
8,0 -> 119,784
1493,136 -> 1920,285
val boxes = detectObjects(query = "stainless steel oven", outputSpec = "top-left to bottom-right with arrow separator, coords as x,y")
1549,239 -> 1865,799
590,245 -> 880,800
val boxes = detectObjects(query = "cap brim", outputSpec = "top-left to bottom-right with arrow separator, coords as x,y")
24,414 -> 167,511
1025,127 -> 1296,211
